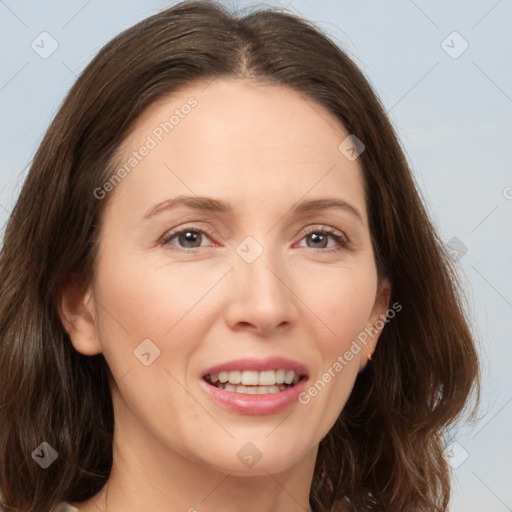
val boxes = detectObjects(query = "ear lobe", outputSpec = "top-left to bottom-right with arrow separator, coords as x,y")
56,274 -> 102,356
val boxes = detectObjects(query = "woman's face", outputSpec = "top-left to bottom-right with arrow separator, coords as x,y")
68,78 -> 390,476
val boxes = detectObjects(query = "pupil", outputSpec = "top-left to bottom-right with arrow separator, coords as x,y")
309,233 -> 326,248
180,231 -> 201,248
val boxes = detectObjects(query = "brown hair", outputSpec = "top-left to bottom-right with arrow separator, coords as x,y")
0,1 -> 479,511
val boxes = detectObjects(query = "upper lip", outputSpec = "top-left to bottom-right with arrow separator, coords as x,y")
201,357 -> 309,378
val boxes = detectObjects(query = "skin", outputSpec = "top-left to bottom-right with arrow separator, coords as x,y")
59,78 -> 390,512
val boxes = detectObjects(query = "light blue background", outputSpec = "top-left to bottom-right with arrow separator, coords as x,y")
1,1 -> 511,510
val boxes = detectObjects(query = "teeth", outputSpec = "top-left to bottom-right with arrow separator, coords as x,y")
284,370 -> 295,385
206,368 -> 304,393
241,370 -> 259,386
208,369 -> 300,387
216,383 -> 286,394
258,370 -> 275,386
228,371 -> 241,384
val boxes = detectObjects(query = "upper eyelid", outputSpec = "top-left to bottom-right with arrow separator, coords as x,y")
301,224 -> 346,238
160,224 -> 215,245
161,223 -> 349,246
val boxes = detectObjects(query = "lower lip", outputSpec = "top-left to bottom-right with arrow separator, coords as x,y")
199,378 -> 308,415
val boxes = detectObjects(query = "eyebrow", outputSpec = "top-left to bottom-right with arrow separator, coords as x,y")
143,195 -> 364,224
293,198 -> 364,224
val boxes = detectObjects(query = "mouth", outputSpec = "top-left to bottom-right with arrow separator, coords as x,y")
200,357 -> 309,415
203,369 -> 307,394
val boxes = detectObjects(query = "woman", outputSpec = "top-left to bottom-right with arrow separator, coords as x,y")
0,1 -> 479,511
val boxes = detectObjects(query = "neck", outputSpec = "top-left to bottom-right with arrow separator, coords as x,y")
71,387 -> 317,512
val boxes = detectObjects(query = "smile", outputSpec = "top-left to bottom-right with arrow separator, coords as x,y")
204,369 -> 302,394
200,357 -> 309,414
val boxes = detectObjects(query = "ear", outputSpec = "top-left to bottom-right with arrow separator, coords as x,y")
359,277 -> 392,371
56,274 -> 102,356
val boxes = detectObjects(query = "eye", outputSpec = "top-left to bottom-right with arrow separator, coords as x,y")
160,224 -> 349,253
297,226 -> 349,252
160,226 -> 215,250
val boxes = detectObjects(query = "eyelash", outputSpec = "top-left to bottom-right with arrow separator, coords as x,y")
160,224 -> 350,254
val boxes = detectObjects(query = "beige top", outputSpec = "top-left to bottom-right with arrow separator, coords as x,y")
52,502 -> 80,511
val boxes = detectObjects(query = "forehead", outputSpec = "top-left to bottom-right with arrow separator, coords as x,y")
105,77 -> 367,223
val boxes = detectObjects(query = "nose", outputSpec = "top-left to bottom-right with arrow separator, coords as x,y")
223,243 -> 299,337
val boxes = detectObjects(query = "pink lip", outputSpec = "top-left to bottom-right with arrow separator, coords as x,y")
199,377 -> 308,415
201,357 -> 309,377
200,357 -> 309,416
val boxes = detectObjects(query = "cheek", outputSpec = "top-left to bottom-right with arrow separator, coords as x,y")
292,264 -> 377,430
301,262 -> 378,346
91,256 -> 220,447
93,253 -> 227,371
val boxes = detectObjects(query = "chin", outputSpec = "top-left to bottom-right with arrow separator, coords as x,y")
194,434 -> 315,476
